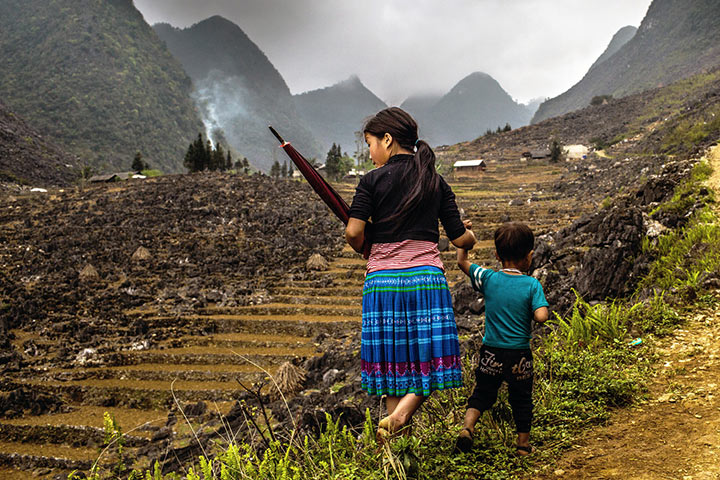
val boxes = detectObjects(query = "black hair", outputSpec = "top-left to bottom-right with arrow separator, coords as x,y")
363,107 -> 439,228
494,222 -> 534,262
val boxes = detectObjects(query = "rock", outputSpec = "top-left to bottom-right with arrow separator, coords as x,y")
75,347 -> 100,366
438,236 -> 450,252
322,368 -> 342,385
151,426 -> 172,442
469,298 -> 485,315
131,246 -> 152,262
183,401 -> 207,417
78,264 -> 100,283
306,253 -> 328,271
452,282 -> 479,315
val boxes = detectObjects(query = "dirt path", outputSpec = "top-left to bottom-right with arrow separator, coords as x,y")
532,144 -> 720,480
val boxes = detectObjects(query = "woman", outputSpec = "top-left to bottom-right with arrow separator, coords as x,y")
345,107 -> 476,440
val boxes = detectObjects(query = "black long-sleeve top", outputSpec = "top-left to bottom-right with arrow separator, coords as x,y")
348,154 -> 466,244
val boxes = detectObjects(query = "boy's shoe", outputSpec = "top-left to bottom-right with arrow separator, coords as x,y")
453,427 -> 473,454
516,444 -> 534,456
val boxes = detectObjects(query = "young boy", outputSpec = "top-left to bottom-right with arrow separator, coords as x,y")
455,222 -> 549,455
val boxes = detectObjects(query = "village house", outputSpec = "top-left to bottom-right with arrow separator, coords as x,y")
452,159 -> 486,176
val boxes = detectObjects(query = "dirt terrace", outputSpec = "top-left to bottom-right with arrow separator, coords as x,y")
0,149 -> 666,477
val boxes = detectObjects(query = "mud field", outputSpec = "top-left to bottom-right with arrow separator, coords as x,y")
0,149 -> 676,478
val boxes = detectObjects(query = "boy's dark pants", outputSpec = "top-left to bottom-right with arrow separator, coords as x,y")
467,345 -> 533,432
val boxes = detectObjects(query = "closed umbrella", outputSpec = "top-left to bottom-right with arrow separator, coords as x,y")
269,126 -> 370,257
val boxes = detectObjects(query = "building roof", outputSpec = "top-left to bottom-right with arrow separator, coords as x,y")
88,174 -> 118,183
453,159 -> 486,168
531,149 -> 551,158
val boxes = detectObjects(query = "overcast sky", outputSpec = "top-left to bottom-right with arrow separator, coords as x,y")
133,0 -> 652,105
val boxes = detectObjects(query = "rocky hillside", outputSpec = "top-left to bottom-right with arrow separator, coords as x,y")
294,76 -> 388,156
154,16 -> 323,171
0,0 -> 203,173
443,66 -> 720,166
403,72 -> 534,146
533,0 -> 720,123
586,25 -> 637,73
0,101 -> 79,187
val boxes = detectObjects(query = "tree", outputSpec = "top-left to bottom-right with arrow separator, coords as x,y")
206,140 -> 216,171
281,161 -> 288,178
503,123 -> 512,132
270,160 -> 281,178
325,143 -> 351,180
549,139 -> 565,163
213,143 -> 225,171
131,152 -> 145,172
225,151 -> 232,171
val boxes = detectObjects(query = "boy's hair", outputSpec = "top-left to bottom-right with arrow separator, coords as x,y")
494,222 -> 534,262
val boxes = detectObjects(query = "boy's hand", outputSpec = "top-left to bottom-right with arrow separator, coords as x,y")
457,246 -> 471,276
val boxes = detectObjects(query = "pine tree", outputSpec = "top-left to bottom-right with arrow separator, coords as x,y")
281,162 -> 288,178
270,160 -> 281,178
325,143 -> 342,180
549,139 -> 565,163
226,151 -> 232,171
503,123 -> 512,132
194,134 -> 206,172
242,157 -> 250,174
131,152 -> 144,172
205,140 -> 214,170
214,143 -> 225,171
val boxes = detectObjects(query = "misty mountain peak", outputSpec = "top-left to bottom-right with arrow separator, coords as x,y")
447,71 -> 505,98
338,75 -> 364,90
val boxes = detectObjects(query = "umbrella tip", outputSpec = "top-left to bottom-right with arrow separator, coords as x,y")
268,125 -> 285,144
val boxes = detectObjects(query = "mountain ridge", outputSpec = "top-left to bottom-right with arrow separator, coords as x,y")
533,0 -> 720,123
0,0 -> 203,173
293,75 -> 388,156
404,72 -> 534,146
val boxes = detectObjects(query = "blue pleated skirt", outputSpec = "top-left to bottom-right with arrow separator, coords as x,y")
360,266 -> 463,397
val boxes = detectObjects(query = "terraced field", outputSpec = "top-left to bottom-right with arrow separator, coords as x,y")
0,158 -> 594,478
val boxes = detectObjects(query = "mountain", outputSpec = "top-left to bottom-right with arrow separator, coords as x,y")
587,26 -> 637,73
0,0 -> 203,173
0,100 -> 79,187
293,76 -> 387,156
154,16 -> 322,171
533,0 -> 720,123
413,72 -> 534,146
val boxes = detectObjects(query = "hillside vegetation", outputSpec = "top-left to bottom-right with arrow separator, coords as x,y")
154,16 -> 323,172
533,0 -> 720,123
0,101 -> 78,187
0,0 -> 203,173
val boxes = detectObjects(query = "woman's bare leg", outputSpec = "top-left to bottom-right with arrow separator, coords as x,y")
385,396 -> 401,415
383,393 -> 426,430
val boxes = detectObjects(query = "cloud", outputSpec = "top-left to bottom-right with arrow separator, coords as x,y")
134,0 -> 651,104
